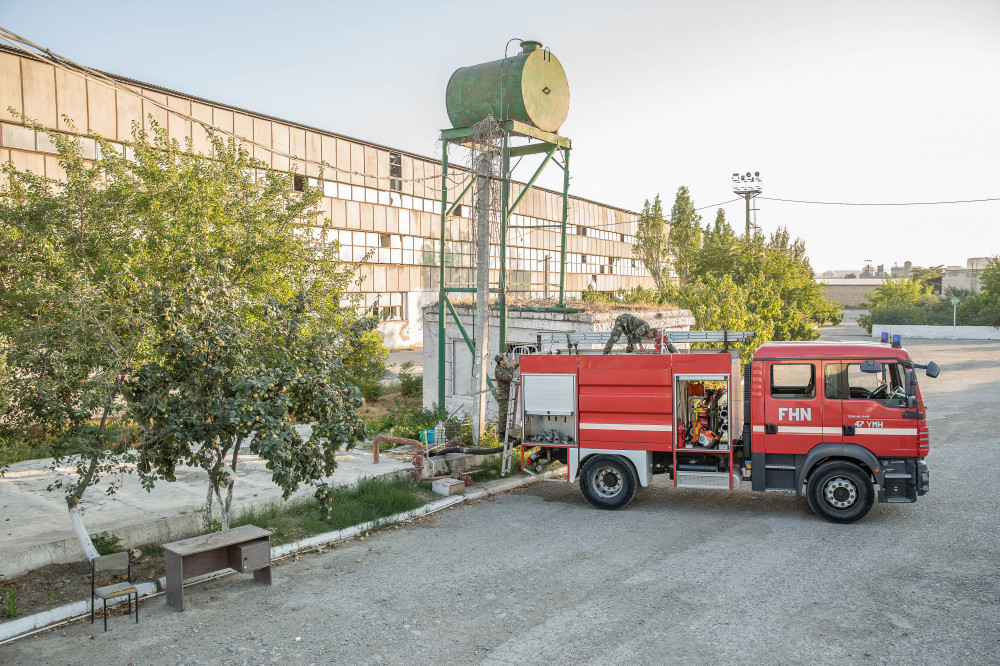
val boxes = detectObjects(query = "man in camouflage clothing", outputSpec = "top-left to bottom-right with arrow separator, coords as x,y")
603,313 -> 655,354
494,353 -> 519,439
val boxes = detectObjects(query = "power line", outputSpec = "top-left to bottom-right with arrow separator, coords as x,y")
761,196 -> 1000,206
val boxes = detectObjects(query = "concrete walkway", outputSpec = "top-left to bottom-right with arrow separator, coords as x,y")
0,425 -> 414,579
1,347 -> 427,579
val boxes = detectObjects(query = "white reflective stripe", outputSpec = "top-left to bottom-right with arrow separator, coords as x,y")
854,427 -> 918,435
777,426 -> 826,434
752,425 -> 765,433
579,423 -> 672,432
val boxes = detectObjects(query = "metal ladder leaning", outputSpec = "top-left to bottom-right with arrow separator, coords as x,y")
500,375 -> 520,477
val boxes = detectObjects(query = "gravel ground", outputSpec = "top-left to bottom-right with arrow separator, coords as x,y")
3,332 -> 998,665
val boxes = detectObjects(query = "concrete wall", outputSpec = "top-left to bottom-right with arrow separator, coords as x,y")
942,258 -> 990,294
422,305 -> 695,418
0,45 -> 657,349
819,278 -> 886,308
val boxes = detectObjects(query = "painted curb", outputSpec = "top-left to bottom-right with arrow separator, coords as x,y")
0,473 -> 538,644
0,581 -> 157,643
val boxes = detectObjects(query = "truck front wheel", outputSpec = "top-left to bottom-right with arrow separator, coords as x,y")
807,461 -> 874,524
580,455 -> 638,510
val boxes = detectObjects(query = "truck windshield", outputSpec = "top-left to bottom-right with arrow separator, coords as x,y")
846,362 -> 907,407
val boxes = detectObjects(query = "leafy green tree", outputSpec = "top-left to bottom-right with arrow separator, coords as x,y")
667,186 -> 703,284
980,256 -> 1000,297
633,195 -> 670,291
0,116 -> 383,553
911,265 -> 944,294
132,272 -> 366,530
844,273 -> 858,279
695,208 -> 739,277
629,188 -> 840,354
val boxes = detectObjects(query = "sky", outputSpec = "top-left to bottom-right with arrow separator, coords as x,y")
2,0 -> 998,273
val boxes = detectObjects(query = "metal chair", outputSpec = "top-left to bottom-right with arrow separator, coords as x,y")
90,551 -> 139,631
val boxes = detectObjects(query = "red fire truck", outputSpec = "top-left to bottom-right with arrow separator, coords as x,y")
516,331 -> 938,523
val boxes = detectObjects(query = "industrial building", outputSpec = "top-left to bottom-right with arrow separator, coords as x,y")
0,44 -> 656,348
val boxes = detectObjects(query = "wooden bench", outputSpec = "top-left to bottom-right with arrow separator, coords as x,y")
163,524 -> 272,611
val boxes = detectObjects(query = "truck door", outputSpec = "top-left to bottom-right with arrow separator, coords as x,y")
763,361 -> 821,454
842,360 -> 915,457
820,362 -> 845,444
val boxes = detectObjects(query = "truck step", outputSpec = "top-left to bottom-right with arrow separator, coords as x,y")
676,471 -> 741,490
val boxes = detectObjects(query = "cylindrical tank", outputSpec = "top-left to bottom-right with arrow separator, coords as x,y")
446,40 -> 569,133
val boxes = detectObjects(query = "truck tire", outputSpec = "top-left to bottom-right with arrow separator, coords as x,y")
806,461 -> 874,524
579,455 -> 638,510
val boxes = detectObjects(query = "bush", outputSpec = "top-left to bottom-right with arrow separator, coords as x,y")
91,531 -> 123,556
366,401 -> 442,441
859,287 -> 1000,332
398,361 -> 423,398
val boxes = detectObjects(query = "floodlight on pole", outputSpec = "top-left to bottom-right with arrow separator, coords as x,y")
732,170 -> 762,237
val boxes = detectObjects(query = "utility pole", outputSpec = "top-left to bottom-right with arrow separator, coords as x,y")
732,171 -> 762,237
472,154 -> 492,443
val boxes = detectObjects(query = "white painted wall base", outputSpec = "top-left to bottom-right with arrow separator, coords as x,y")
871,324 -> 1000,341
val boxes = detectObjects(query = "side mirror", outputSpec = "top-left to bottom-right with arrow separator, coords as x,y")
860,360 -> 882,373
904,368 -> 916,397
907,395 -> 918,409
925,361 -> 940,378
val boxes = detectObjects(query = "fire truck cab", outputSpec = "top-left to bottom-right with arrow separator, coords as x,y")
517,331 -> 937,523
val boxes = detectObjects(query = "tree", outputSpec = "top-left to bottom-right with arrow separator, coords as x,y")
132,272 -> 366,530
911,265 -> 944,294
979,256 -> 1000,297
695,208 -> 739,278
844,273 -> 858,279
660,206 -> 841,350
633,195 -> 670,291
666,186 -> 702,285
0,116 -> 382,554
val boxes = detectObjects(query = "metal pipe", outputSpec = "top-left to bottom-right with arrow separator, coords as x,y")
559,147 -> 570,307
505,144 -> 557,219
506,306 -> 582,313
500,130 -> 510,351
371,435 -> 425,482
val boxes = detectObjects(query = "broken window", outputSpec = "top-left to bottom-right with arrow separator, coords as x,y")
389,152 -> 402,192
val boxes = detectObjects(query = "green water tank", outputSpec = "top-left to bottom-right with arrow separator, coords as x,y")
446,40 -> 569,134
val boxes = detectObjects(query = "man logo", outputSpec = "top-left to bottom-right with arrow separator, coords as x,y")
778,407 -> 812,422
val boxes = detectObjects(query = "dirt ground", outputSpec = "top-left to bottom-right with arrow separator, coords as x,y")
1,548 -> 165,618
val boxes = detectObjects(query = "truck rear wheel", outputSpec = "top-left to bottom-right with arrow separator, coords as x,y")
806,461 -> 874,524
580,455 -> 638,510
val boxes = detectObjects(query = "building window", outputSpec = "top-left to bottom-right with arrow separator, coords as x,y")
581,254 -> 588,264
454,204 -> 463,218
389,152 -> 402,192
577,226 -> 586,236
380,305 -> 402,321
379,233 -> 391,248
292,174 -> 306,192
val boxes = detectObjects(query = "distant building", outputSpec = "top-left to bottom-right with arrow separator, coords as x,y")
943,258 -> 990,294
818,278 -> 886,308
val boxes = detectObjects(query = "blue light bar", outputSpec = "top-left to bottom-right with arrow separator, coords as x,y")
891,334 -> 902,348
881,332 -> 889,344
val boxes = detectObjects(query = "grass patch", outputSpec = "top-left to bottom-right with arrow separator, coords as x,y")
230,475 -> 432,546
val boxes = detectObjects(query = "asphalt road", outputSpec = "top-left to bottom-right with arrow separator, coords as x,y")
4,330 -> 999,665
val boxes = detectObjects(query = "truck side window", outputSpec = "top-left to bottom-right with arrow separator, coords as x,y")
770,364 -> 815,399
824,363 -> 844,399
846,363 -> 906,407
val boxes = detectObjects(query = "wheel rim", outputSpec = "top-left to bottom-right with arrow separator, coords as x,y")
822,475 -> 858,509
594,466 -> 623,498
